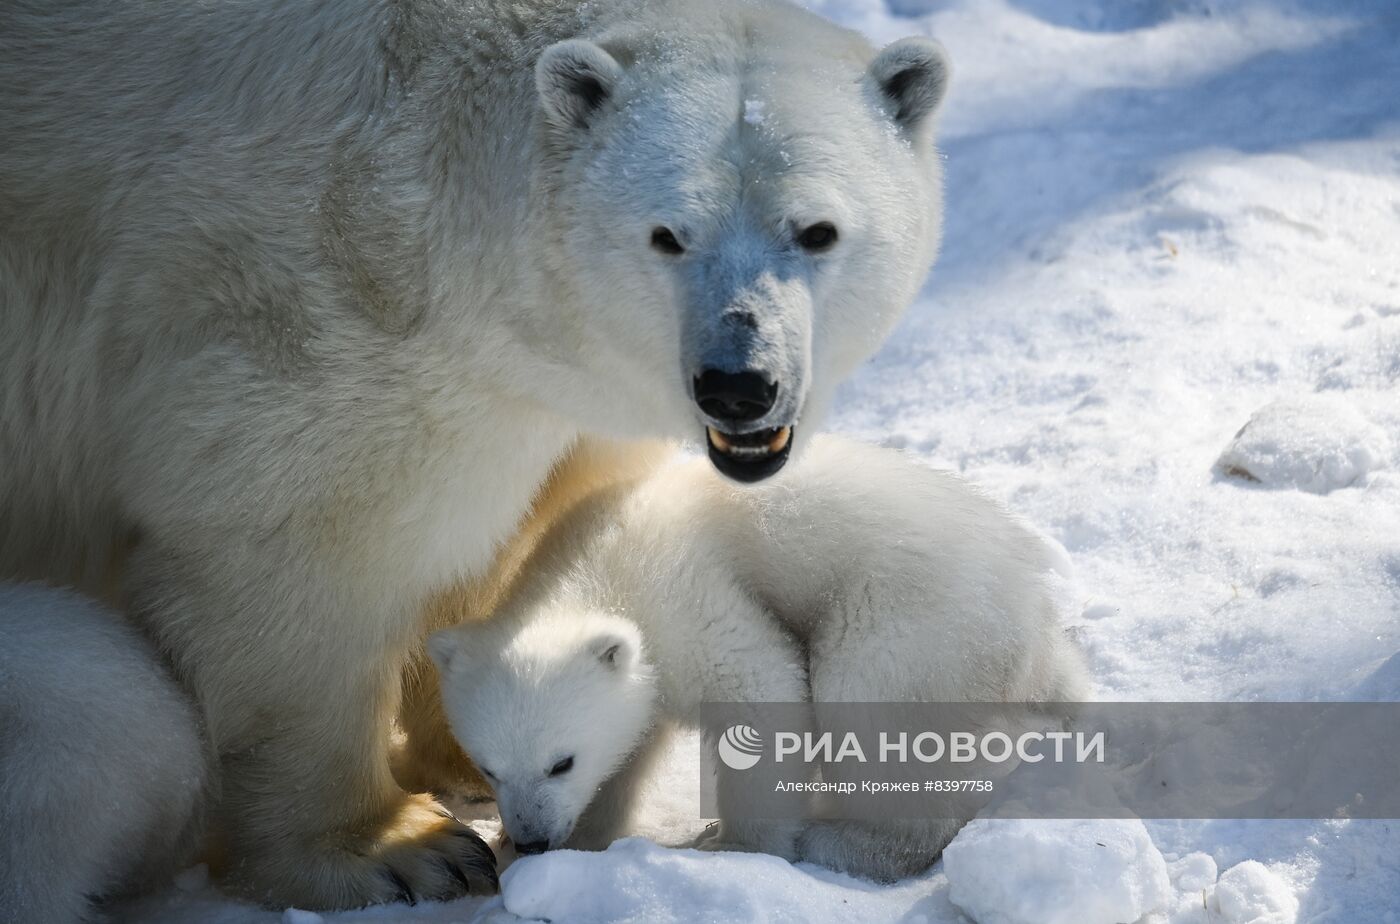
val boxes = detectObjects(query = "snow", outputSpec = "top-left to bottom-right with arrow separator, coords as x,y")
115,0 -> 1400,921
281,911 -> 326,924
480,837 -> 958,924
1209,861 -> 1300,924
941,818 -> 1173,924
1167,851 -> 1219,894
1215,395 -> 1391,493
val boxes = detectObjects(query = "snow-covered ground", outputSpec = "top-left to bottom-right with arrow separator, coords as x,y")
120,0 -> 1400,921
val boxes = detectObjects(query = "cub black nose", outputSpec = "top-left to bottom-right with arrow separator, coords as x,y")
693,369 -> 778,424
515,839 -> 549,856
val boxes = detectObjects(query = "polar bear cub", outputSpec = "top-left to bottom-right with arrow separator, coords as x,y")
0,584 -> 208,924
429,437 -> 1086,879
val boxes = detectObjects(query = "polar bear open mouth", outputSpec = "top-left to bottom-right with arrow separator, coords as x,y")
705,425 -> 793,483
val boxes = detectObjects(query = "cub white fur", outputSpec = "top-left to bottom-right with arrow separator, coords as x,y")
431,437 -> 1087,879
0,0 -> 949,907
0,585 -> 207,924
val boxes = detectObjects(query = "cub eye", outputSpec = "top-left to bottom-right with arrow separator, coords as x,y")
479,766 -> 497,782
797,222 -> 838,252
549,756 -> 574,777
650,227 -> 685,255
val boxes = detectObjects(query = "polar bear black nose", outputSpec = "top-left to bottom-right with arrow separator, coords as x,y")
693,369 -> 778,424
515,839 -> 549,856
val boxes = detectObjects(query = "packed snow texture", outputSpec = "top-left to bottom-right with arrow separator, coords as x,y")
116,0 -> 1400,921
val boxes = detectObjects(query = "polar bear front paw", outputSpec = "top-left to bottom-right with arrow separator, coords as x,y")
227,793 -> 499,909
368,795 -> 500,903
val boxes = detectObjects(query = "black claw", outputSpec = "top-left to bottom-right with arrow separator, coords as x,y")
384,867 -> 416,906
475,847 -> 501,891
453,843 -> 500,890
440,854 -> 472,894
452,834 -> 500,892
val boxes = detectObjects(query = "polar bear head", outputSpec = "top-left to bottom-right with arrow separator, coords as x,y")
429,611 -> 656,853
528,2 -> 949,482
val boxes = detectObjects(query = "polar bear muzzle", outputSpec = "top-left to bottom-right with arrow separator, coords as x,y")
692,369 -> 793,481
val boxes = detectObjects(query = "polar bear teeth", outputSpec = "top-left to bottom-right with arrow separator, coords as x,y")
706,426 -> 792,458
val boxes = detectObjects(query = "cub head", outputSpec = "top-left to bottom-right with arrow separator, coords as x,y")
530,3 -> 950,482
428,612 -> 656,854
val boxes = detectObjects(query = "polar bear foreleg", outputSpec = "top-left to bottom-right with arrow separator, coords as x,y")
123,541 -> 498,909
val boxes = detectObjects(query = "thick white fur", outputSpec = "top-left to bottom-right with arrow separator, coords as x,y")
431,436 -> 1087,878
0,0 -> 949,908
0,585 -> 207,924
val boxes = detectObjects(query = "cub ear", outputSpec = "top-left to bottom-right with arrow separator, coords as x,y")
588,626 -> 641,673
427,626 -> 472,675
868,37 -> 950,133
536,39 -> 624,131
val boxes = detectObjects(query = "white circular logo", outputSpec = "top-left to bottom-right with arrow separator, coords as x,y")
717,724 -> 763,771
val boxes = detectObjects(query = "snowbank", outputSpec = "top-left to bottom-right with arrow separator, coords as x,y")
942,819 -> 1171,924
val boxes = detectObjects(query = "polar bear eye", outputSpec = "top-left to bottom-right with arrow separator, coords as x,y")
650,227 -> 685,255
797,222 -> 839,252
549,756 -> 574,777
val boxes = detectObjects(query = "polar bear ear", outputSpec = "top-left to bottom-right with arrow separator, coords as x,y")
868,37 -> 950,133
587,628 -> 640,673
536,39 -> 624,132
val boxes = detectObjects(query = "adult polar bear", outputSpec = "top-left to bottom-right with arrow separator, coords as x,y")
0,0 -> 949,912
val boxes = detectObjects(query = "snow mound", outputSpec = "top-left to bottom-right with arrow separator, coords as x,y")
1216,396 -> 1391,493
941,818 -> 1171,924
1208,861 -> 1299,924
1167,851 -> 1218,893
493,837 -> 937,924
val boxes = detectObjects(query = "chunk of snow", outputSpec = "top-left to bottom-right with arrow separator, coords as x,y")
280,911 -> 324,924
743,99 -> 767,125
1216,396 -> 1391,493
942,818 -> 1171,924
1208,861 -> 1298,924
1167,852 -> 1218,893
497,836 -> 936,924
